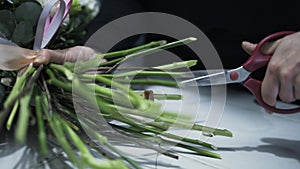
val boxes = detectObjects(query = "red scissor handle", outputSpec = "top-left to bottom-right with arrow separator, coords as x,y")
242,31 -> 295,72
244,78 -> 300,114
242,31 -> 300,114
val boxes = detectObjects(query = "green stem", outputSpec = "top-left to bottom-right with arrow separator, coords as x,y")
105,37 -> 197,73
97,98 -> 161,134
152,116 -> 232,137
154,94 -> 182,100
46,68 -> 72,91
99,57 -> 124,67
101,98 -> 189,124
100,60 -> 197,80
124,37 -> 196,61
154,60 -> 198,70
134,90 -> 182,100
116,78 -> 178,87
62,121 -> 129,169
5,66 -> 43,130
50,64 -> 74,80
35,94 -> 48,155
115,110 -> 216,149
80,122 -> 141,169
48,114 -> 82,168
106,70 -> 185,78
15,85 -> 33,144
41,75 -> 53,118
6,101 -> 19,130
102,40 -> 166,59
82,157 -> 128,169
166,140 -> 221,159
112,124 -> 221,159
4,64 -> 35,109
85,74 -> 153,111
192,124 -> 233,137
162,132 -> 217,150
98,98 -> 215,149
92,84 -> 139,108
146,113 -> 232,137
105,104 -> 163,121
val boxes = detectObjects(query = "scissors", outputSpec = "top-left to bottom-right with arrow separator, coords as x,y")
181,31 -> 300,114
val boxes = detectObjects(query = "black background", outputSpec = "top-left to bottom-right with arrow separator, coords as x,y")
84,0 -> 300,70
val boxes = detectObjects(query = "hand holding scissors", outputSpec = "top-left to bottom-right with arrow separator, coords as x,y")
181,31 -> 300,114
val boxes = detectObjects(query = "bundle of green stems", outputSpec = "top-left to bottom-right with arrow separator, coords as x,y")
0,38 -> 232,169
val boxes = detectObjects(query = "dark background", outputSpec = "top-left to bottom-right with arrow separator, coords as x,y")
83,0 -> 300,70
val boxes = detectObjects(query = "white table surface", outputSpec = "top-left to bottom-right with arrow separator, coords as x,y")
116,85 -> 300,169
1,85 -> 300,169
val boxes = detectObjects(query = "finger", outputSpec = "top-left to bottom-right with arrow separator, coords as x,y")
242,38 -> 282,56
260,39 -> 281,55
294,74 -> 300,99
264,107 -> 274,114
278,73 -> 296,103
277,65 -> 297,103
242,41 -> 256,54
261,67 -> 280,108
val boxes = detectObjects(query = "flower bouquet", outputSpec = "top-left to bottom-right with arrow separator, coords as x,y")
0,0 -> 232,168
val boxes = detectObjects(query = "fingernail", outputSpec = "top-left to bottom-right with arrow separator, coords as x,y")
265,109 -> 273,115
243,41 -> 253,47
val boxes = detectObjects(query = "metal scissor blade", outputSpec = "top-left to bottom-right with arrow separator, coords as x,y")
179,69 -> 229,78
180,67 -> 251,87
180,70 -> 227,86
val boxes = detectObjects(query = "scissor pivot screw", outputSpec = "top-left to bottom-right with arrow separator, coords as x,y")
230,72 -> 239,81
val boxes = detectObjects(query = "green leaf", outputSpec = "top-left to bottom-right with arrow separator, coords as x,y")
14,2 -> 42,26
11,21 -> 34,46
0,10 -> 15,38
69,0 -> 82,15
69,17 -> 81,31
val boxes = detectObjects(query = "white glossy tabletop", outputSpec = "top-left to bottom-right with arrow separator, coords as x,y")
1,85 -> 300,169
117,85 -> 300,169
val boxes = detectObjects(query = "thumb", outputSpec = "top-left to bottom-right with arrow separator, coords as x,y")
242,40 -> 280,55
242,41 -> 256,55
